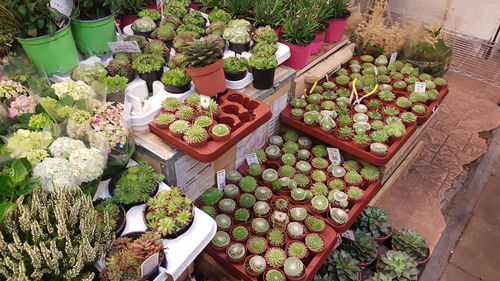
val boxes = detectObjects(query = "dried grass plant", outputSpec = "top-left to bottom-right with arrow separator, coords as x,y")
351,0 -> 407,56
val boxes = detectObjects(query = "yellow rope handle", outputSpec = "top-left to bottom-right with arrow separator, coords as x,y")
352,78 -> 359,100
309,77 -> 321,95
362,84 -> 379,98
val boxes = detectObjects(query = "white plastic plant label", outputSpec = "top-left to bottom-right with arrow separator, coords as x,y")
200,95 -> 211,109
50,0 -> 73,17
216,169 -> 226,190
389,52 -> 398,65
340,230 -> 356,241
140,252 -> 159,277
246,153 -> 259,166
327,147 -> 341,165
108,41 -> 142,53
414,82 -> 426,93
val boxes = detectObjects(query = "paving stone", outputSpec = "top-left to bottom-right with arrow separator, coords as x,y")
440,264 -> 480,281
449,216 -> 500,281
443,135 -> 467,151
463,143 -> 486,158
473,176 -> 500,226
424,128 -> 449,152
446,128 -> 473,143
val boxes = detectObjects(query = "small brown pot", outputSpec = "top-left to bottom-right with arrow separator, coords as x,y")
374,227 -> 393,244
244,255 -> 266,277
226,243 -> 247,264
186,138 -> 208,147
186,59 -> 227,97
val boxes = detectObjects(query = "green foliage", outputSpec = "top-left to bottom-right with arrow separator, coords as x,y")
249,54 -> 278,70
247,236 -> 267,254
91,75 -> 128,95
253,42 -> 278,56
113,162 -> 164,205
353,134 -> 371,145
139,9 -> 161,21
218,198 -> 236,212
223,57 -> 249,74
0,158 -> 38,221
183,10 -> 205,26
132,17 -> 156,32
132,54 -> 165,73
266,269 -> 285,281
360,165 -> 380,181
107,58 -> 133,78
201,187 -> 223,205
234,208 -> 251,222
248,163 -> 263,176
183,125 -> 208,144
281,153 -> 296,165
383,106 -> 399,116
232,225 -> 249,240
384,122 -> 406,137
224,0 -> 254,18
344,171 -> 363,186
267,229 -> 285,246
273,197 -> 288,211
211,124 -> 230,136
278,165 -> 295,178
173,33 -> 195,52
392,229 -> 429,260
412,104 -> 426,114
184,37 -> 224,68
161,69 -> 191,86
311,182 -> 328,196
378,91 -> 396,101
305,216 -> 325,232
305,233 -> 325,252
239,193 -> 256,208
354,206 -> 392,238
281,9 -> 318,45
265,247 -> 286,267
401,112 -> 417,123
156,113 -> 175,125
201,205 -> 217,217
254,26 -> 278,45
211,231 -> 230,247
239,176 -> 257,192
282,141 -> 299,154
206,21 -> 227,36
177,24 -> 205,38
145,40 -> 170,57
321,250 -> 360,281
72,0 -> 124,20
207,8 -> 231,23
163,0 -> 188,17
338,127 -> 353,139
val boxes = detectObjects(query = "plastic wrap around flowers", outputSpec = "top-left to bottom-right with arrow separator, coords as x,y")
33,137 -> 106,193
51,80 -> 95,101
6,129 -> 53,165
0,80 -> 28,102
89,103 -> 129,151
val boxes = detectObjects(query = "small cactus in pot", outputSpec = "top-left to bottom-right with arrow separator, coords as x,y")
283,257 -> 305,279
245,255 -> 267,276
226,243 -> 246,263
247,236 -> 268,255
265,247 -> 287,268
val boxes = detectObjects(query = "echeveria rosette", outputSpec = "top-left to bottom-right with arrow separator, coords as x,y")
8,95 -> 36,118
51,80 -> 95,101
6,129 -> 53,164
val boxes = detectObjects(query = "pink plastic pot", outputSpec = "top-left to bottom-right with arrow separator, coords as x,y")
146,1 -> 161,11
274,27 -> 283,38
189,2 -> 202,10
325,18 -> 348,43
282,41 -> 312,69
310,31 -> 326,55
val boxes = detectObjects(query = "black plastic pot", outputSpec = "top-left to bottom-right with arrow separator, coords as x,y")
139,70 -> 162,92
164,83 -> 191,94
252,67 -> 276,89
160,39 -> 173,49
228,41 -> 251,54
106,91 -> 125,103
225,70 -> 247,81
143,203 -> 196,239
133,29 -> 153,39
108,170 -> 161,211
93,198 -> 127,236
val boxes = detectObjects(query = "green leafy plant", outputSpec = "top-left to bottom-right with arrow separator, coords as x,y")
247,255 -> 267,275
239,193 -> 257,208
337,127 -> 353,139
155,113 -> 175,126
184,37 -> 224,68
267,229 -> 285,246
161,69 -> 192,87
234,208 -> 251,222
273,197 -> 288,211
132,54 -> 165,73
173,33 -> 195,52
290,108 -> 303,118
266,269 -> 285,281
311,182 -> 328,196
113,162 -> 164,205
224,0 -> 254,18
355,206 -> 392,238
107,58 -> 134,78
208,8 -> 231,23
305,216 -> 325,232
281,153 -> 297,166
206,21 -> 227,36
201,187 -> 223,205
353,134 -> 371,146
72,0 -> 124,20
168,120 -> 190,135
177,24 -> 205,38
211,231 -> 230,248
215,214 -> 232,230
152,25 -> 176,41
202,205 -> 217,217
383,106 -> 400,116
253,42 -> 279,56
145,40 -> 170,57
239,175 -> 258,192
323,250 -> 361,281
360,165 -> 380,181
247,236 -> 268,255
311,195 -> 329,212
281,9 -> 318,45
378,91 -> 396,102
401,112 -> 417,123
370,130 -> 389,143
305,233 -> 325,252
377,250 -> 419,281
132,17 -> 156,32
295,161 -> 312,175
218,198 -> 236,213
253,0 -> 284,28
183,10 -> 205,26
366,272 -> 394,281
384,122 -> 406,137
311,170 -> 327,182
249,54 -> 278,70
224,57 -> 249,73
226,243 -> 246,260
163,0 -> 188,17
183,125 -> 208,144
254,26 -> 278,44
412,104 -> 427,114
392,229 -> 429,260
139,9 -> 161,21
284,257 -> 305,278
328,179 -> 346,191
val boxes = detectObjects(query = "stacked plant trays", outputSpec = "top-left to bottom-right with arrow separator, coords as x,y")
149,90 -> 271,162
200,130 -> 382,281
280,55 -> 449,166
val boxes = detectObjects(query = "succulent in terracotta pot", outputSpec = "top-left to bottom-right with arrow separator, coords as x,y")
287,222 -> 306,239
226,243 -> 246,261
267,229 -> 285,247
253,201 -> 271,216
215,214 -> 232,230
311,195 -> 329,212
247,236 -> 268,255
330,208 -> 349,225
305,233 -> 325,253
218,198 -> 237,213
211,231 -> 230,248
305,216 -> 325,232
265,247 -> 287,268
246,255 -> 267,275
284,257 -> 305,278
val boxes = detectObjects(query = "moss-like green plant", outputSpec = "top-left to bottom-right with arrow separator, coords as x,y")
273,197 -> 288,211
307,93 -> 323,104
211,231 -> 230,248
396,97 -> 412,108
255,187 -> 272,201
253,201 -> 271,216
262,169 -> 279,182
201,187 -> 223,206
278,165 -> 296,178
347,186 -> 364,200
265,247 -> 287,268
226,170 -> 242,182
306,104 -> 320,112
383,106 -> 399,116
360,165 -> 380,181
433,77 -> 447,85
353,134 -> 371,146
239,193 -> 257,208
344,171 -> 363,186
252,218 -> 270,234
293,174 -> 310,188
311,157 -> 329,169
226,243 -> 246,260
155,114 -> 175,126
335,75 -> 351,85
409,92 -> 429,103
239,176 -> 258,192
248,163 -> 263,177
312,145 -> 328,158
311,170 -> 327,182
311,195 -> 329,212
328,179 -> 346,191
401,112 -> 417,123
202,205 -> 217,218
211,123 -> 231,137
354,206 -> 392,238
287,242 -> 307,259
265,145 -> 281,159
183,125 -> 208,144
304,111 -> 321,125
281,153 -> 297,166
367,99 -> 382,109
175,105 -> 196,120
311,182 -> 329,196
215,214 -> 232,230
370,130 -> 389,143
305,216 -> 325,232
412,104 -> 427,114
377,251 -> 419,281
337,127 -> 354,139
291,108 -> 305,118
113,162 -> 164,205
234,208 -> 251,222
231,225 -> 249,241
266,269 -> 285,281
378,91 -> 396,102
290,98 -> 307,108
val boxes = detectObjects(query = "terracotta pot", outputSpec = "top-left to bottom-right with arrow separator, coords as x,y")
374,227 -> 393,244
230,225 -> 251,243
246,236 -> 268,255
281,41 -> 312,69
226,243 -> 247,264
412,103 -> 428,116
244,255 -> 265,277
186,59 -> 227,97
187,138 -> 208,147
325,18 -> 349,43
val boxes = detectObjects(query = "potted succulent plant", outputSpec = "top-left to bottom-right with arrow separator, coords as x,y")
305,233 -> 325,253
330,208 -> 349,225
210,124 -> 232,141
207,21 -> 227,36
340,229 -> 378,266
223,57 -> 249,81
411,103 -> 428,116
284,257 -> 305,280
247,236 -> 268,255
376,250 -> 419,281
215,214 -> 233,230
184,37 -> 226,96
245,255 -> 267,277
324,250 -> 361,281
110,162 -> 164,210
132,54 -> 165,91
152,26 -> 176,47
173,33 -> 196,52
223,27 -> 252,54
255,186 -> 273,201
268,229 -> 286,247
254,25 -> 279,44
144,188 -> 194,239
354,206 -> 393,243
107,57 -> 135,82
119,0 -> 144,28
265,247 -> 287,268
392,229 -> 430,264
139,9 -> 161,23
211,231 -> 231,250
252,217 -> 270,235
183,125 -> 209,147
310,195 -> 329,214
249,54 -> 279,90
207,8 -> 232,23
154,113 -> 175,129
226,243 -> 247,263
161,69 -> 192,93
281,11 -> 319,69
131,17 -> 156,38
254,201 -> 271,217
265,269 -> 285,281
94,198 -> 126,235
324,0 -> 350,43
305,216 -> 325,233
231,225 -> 250,242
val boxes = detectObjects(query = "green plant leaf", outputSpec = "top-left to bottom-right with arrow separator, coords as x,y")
59,95 -> 75,106
41,88 -> 59,100
0,202 -> 15,222
18,6 -> 27,16
17,178 -> 38,196
0,174 -> 14,197
11,159 -> 29,185
16,113 -> 33,124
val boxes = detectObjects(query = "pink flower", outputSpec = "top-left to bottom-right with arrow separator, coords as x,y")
8,95 -> 36,118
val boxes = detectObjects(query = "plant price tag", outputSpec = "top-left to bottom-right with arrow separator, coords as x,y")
340,230 -> 356,241
335,234 -> 343,248
216,169 -> 226,190
246,153 -> 259,166
200,95 -> 211,109
108,41 -> 142,53
327,147 -> 341,165
414,82 -> 427,93
140,252 -> 159,277
50,0 -> 73,17
389,52 -> 398,65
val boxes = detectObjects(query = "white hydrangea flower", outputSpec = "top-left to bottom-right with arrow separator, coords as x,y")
33,158 -> 79,193
69,148 -> 106,183
49,137 -> 86,159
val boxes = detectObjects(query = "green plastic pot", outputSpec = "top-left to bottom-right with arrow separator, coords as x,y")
16,22 -> 79,75
71,15 -> 117,56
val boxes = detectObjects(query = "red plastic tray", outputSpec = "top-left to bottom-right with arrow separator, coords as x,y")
415,86 -> 449,124
204,204 -> 338,281
149,90 -> 272,162
280,109 -> 417,166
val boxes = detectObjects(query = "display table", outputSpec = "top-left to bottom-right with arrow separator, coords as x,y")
94,163 -> 217,281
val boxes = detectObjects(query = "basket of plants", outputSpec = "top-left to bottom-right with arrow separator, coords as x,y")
148,91 -> 271,162
237,130 -> 383,232
144,187 -> 196,239
200,186 -> 339,281
108,162 -> 164,210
